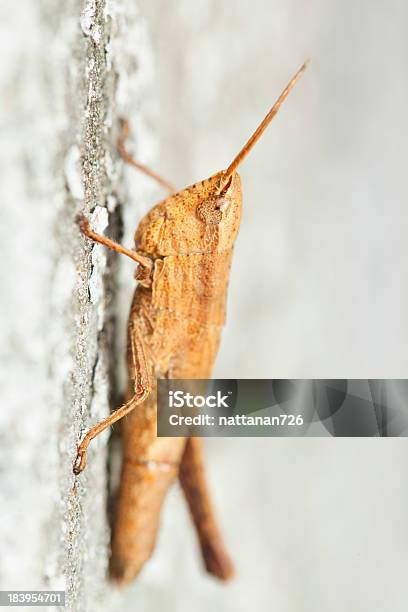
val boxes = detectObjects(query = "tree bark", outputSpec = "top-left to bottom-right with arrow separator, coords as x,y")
0,1 -> 156,610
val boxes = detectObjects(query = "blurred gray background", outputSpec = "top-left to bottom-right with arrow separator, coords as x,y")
1,1 -> 408,611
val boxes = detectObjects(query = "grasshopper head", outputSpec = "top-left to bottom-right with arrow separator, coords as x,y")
135,62 -> 308,259
135,170 -> 242,257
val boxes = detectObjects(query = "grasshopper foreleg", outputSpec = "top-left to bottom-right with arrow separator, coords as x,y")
117,117 -> 176,194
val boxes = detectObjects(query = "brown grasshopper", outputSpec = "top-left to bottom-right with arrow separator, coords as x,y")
73,62 -> 308,587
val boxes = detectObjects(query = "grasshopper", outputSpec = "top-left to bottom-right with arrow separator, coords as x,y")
73,62 -> 308,586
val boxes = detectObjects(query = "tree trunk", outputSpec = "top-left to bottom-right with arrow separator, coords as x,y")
0,1 -> 155,609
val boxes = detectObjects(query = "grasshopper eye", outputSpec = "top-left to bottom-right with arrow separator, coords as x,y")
196,196 -> 228,225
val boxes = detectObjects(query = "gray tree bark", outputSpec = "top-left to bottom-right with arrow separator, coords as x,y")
0,1 -> 156,610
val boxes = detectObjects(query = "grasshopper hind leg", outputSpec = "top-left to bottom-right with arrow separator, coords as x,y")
73,324 -> 151,475
179,437 -> 234,581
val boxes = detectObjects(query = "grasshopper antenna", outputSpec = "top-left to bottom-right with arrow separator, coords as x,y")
222,60 -> 309,183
